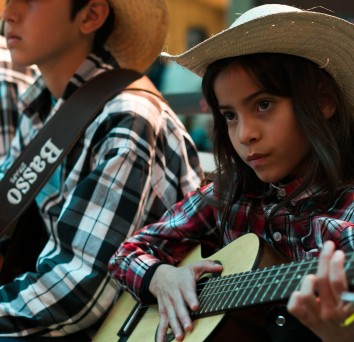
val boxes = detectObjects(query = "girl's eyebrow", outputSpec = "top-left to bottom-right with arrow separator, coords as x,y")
242,90 -> 270,105
218,105 -> 234,110
217,90 -> 269,110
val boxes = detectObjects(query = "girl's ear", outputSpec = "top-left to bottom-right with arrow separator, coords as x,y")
79,0 -> 110,36
318,83 -> 336,120
319,95 -> 336,120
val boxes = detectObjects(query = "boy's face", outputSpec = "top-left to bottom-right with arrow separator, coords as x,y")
3,0 -> 89,70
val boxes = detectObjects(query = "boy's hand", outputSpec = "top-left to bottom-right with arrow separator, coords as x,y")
288,240 -> 354,342
149,260 -> 223,342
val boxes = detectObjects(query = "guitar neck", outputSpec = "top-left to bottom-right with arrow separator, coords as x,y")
192,251 -> 354,318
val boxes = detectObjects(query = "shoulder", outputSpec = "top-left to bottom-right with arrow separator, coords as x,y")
100,83 -> 185,135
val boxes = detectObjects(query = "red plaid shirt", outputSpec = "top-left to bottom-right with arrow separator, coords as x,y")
109,179 -> 354,300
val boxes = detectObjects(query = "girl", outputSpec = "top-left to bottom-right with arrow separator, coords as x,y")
109,4 -> 354,341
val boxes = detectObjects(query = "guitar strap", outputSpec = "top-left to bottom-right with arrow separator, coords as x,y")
0,68 -> 143,239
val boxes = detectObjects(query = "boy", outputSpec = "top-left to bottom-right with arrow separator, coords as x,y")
0,0 -> 202,340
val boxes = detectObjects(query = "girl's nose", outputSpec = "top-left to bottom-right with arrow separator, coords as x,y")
237,117 -> 260,145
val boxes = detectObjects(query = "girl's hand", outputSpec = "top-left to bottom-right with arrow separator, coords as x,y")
287,240 -> 354,342
149,260 -> 223,342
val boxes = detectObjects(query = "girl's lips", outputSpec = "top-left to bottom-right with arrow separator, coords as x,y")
246,154 -> 265,161
246,154 -> 267,167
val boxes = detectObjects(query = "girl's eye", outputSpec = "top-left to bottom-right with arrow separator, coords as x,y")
257,100 -> 272,112
222,111 -> 237,123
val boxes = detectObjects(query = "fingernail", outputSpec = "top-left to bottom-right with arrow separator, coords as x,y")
322,241 -> 333,253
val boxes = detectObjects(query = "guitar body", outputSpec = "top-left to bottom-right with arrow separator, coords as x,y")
94,233 -> 287,342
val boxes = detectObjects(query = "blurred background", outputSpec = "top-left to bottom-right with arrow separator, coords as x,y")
151,0 -> 354,153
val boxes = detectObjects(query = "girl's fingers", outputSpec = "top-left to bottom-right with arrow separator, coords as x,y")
156,313 -> 178,342
328,250 -> 347,300
315,241 -> 338,309
184,260 -> 223,311
287,291 -> 306,317
157,292 -> 186,342
153,260 -> 224,341
288,274 -> 319,324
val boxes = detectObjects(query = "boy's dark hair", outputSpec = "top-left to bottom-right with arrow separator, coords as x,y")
70,0 -> 115,51
202,53 -> 354,235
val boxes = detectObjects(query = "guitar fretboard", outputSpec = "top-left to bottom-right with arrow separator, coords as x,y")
191,252 -> 354,318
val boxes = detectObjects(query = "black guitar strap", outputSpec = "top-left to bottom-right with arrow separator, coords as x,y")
0,68 -> 143,238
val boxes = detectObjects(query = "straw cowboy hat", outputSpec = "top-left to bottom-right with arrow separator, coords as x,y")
108,0 -> 168,72
0,0 -> 168,73
162,4 -> 354,108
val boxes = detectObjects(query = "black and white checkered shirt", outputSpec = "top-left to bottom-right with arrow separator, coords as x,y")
0,49 -> 202,337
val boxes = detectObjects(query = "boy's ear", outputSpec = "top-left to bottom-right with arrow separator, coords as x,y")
79,0 -> 110,35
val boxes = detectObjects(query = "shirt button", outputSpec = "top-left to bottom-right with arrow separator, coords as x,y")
273,232 -> 282,242
275,315 -> 286,327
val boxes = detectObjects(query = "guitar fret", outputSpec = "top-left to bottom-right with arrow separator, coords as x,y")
259,265 -> 278,304
220,273 -> 237,311
232,271 -> 252,308
252,267 -> 275,305
243,268 -> 263,306
269,263 -> 289,301
217,275 -> 236,311
197,287 -> 208,314
281,262 -> 302,299
199,276 -> 222,314
283,260 -> 309,297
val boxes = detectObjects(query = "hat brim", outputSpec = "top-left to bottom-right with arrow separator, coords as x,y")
162,10 -> 354,108
108,0 -> 168,73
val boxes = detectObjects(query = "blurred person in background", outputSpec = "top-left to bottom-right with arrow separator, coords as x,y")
0,0 -> 38,161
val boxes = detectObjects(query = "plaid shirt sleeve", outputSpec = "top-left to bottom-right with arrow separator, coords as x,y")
108,182 -> 218,300
0,88 -> 202,337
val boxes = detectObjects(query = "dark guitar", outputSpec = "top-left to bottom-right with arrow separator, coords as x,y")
93,233 -> 354,342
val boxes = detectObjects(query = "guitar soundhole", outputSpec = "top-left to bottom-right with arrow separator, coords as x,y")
154,326 -> 175,342
165,329 -> 175,342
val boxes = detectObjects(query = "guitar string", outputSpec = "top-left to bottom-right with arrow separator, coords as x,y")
137,254 -> 354,304
124,253 -> 354,321
196,250 -> 354,292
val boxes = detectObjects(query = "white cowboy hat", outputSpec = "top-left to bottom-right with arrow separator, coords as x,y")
161,4 -> 354,107
108,0 -> 168,72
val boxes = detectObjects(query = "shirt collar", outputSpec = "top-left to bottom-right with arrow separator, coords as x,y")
267,178 -> 324,203
18,47 -> 118,122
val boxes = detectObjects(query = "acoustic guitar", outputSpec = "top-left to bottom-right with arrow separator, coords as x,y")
93,233 -> 354,342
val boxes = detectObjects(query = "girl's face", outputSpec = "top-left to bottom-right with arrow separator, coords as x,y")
214,62 -> 311,183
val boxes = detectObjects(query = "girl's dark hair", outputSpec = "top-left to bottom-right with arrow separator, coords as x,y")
70,0 -> 115,51
202,53 -> 354,234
